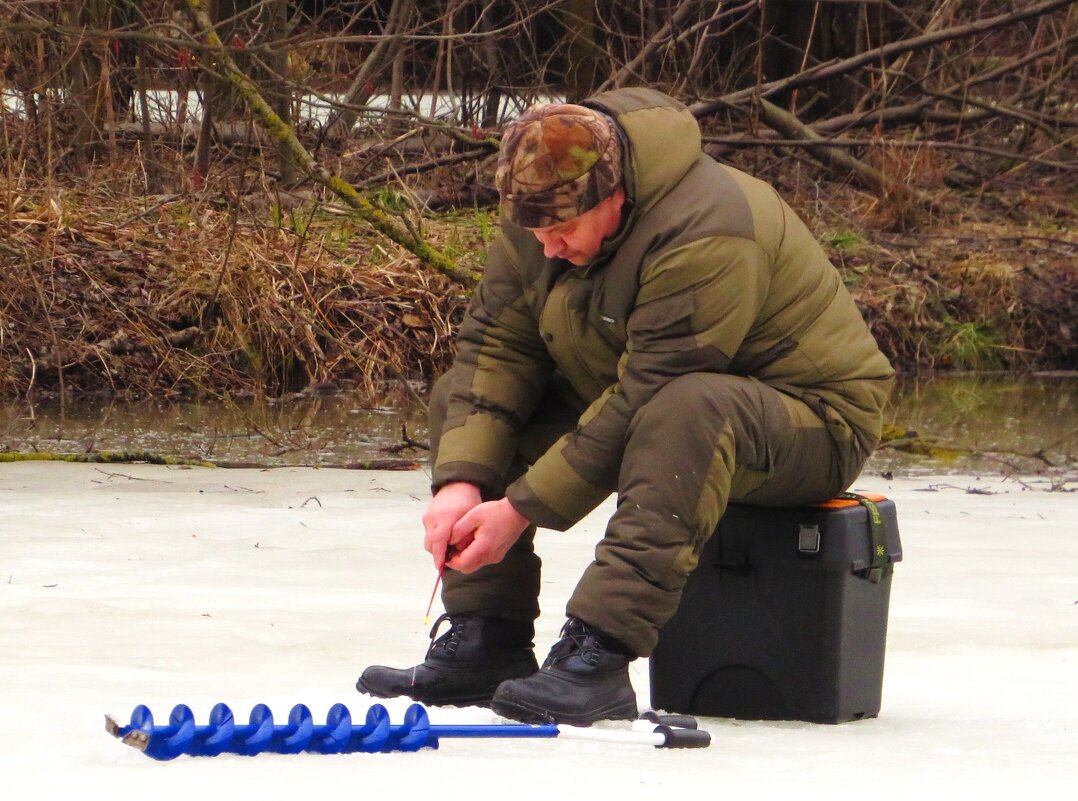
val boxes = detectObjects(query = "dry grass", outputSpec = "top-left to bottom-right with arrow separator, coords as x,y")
1,127 -> 1074,404
0,152 -> 475,401
813,193 -> 1076,371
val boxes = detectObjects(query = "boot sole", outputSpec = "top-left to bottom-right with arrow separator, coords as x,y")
491,694 -> 638,726
355,676 -> 499,708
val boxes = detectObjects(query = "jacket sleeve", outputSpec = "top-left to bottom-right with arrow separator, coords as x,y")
505,236 -> 772,530
432,236 -> 555,497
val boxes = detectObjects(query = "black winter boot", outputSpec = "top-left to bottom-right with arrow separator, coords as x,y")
490,617 -> 638,725
356,613 -> 538,707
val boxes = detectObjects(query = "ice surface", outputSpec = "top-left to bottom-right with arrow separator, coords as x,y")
1,463 -> 1074,798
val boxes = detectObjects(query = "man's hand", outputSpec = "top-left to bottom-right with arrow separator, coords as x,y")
423,482 -> 483,572
446,498 -> 531,574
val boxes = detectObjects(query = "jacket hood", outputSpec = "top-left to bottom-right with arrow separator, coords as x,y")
583,88 -> 702,219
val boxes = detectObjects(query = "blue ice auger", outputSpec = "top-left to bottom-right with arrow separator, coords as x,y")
105,702 -> 709,759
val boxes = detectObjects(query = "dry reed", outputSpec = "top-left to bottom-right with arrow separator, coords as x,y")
0,149 -> 470,401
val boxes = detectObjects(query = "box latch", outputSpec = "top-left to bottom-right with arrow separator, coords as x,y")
798,523 -> 820,554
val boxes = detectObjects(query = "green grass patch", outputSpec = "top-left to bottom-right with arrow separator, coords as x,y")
940,318 -> 1003,370
820,229 -> 865,249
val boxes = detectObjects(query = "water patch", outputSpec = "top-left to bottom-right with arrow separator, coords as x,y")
1,373 -> 1074,476
870,372 -> 1077,478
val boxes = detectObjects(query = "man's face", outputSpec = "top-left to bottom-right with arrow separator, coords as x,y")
526,189 -> 625,266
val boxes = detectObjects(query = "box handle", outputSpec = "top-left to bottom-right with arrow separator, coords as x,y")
838,492 -> 893,583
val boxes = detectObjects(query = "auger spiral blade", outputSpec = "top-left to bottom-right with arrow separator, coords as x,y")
106,702 -> 709,759
105,702 -> 426,759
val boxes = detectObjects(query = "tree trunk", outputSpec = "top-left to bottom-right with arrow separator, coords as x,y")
207,0 -> 253,120
263,0 -> 299,184
478,4 -> 503,127
135,42 -> 161,193
323,0 -> 416,141
61,0 -> 112,168
562,0 -> 601,101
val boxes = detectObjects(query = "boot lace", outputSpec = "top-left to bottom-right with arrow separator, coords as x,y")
544,618 -> 601,667
426,613 -> 465,657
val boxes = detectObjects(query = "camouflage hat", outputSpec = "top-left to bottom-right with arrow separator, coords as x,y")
496,103 -> 622,229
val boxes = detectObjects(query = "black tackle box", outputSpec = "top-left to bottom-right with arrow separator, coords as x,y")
650,495 -> 902,723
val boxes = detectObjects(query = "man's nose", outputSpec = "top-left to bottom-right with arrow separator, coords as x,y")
536,232 -> 563,259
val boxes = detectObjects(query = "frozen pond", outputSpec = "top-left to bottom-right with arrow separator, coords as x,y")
0,463 -> 1075,797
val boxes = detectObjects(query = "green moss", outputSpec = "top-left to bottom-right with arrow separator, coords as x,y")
880,424 -> 914,442
883,438 -> 966,462
0,452 -> 216,467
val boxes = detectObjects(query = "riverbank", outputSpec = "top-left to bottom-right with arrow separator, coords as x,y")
1,462 -> 1074,797
0,153 -> 1074,401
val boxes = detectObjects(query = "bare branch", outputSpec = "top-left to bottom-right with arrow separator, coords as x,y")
690,0 -> 1077,117
179,0 -> 477,288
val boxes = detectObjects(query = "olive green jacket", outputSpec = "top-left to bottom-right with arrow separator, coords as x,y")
434,88 -> 894,530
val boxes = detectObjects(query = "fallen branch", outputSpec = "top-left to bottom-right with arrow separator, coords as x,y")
704,135 -> 1077,172
879,426 -> 1075,470
690,0 -> 1076,118
875,231 -> 1077,251
780,33 -> 1078,140
379,423 -> 430,455
756,99 -> 941,214
354,147 -> 493,190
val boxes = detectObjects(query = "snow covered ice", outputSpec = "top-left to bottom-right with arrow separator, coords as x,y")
1,462 -> 1075,798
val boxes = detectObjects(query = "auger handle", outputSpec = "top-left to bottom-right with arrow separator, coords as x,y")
637,711 -> 699,730
651,724 -> 712,749
553,723 -> 710,748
